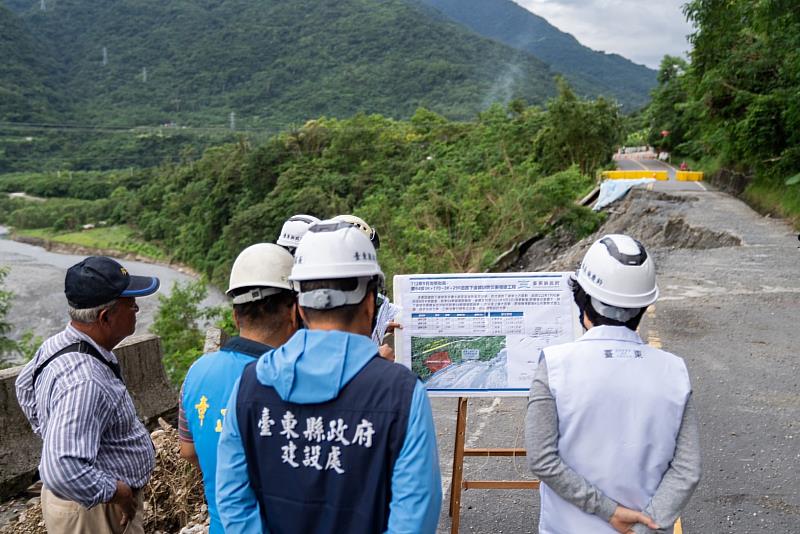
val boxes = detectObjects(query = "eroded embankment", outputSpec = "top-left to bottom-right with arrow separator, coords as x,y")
511,189 -> 743,273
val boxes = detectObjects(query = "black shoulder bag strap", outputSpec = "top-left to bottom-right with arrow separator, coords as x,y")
32,340 -> 124,390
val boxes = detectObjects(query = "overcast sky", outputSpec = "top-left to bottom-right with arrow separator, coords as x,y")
514,0 -> 694,70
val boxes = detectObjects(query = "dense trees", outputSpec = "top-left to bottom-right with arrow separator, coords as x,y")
534,80 -> 623,176
0,267 -> 40,366
2,96 -> 616,291
648,2 -> 800,178
646,56 -> 694,153
151,279 -> 228,385
644,1 -> 800,221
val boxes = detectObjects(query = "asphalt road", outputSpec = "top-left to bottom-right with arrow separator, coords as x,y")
615,156 -> 708,193
430,177 -> 800,532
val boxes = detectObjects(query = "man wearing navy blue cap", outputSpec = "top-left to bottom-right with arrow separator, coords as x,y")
16,256 -> 160,534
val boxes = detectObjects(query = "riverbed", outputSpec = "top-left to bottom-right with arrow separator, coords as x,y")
0,226 -> 225,365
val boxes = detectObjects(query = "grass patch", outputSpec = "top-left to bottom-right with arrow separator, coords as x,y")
14,225 -> 169,261
742,180 -> 800,230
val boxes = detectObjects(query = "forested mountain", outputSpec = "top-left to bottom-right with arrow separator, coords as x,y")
0,3 -> 63,121
2,0 -> 561,130
415,0 -> 657,110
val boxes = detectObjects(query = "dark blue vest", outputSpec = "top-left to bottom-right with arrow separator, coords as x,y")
236,355 -> 417,534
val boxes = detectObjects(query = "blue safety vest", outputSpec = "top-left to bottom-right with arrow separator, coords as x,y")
236,355 -> 416,534
182,337 -> 271,534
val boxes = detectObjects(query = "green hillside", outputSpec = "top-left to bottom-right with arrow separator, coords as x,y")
0,3 -> 63,122
4,0 -> 559,130
415,0 -> 657,110
0,87 -> 619,288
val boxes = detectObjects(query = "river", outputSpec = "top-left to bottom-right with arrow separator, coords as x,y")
0,226 -> 226,365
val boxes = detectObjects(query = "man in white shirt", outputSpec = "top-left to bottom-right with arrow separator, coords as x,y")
526,234 -> 701,534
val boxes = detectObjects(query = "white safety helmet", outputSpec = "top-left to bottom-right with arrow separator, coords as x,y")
276,214 -> 321,250
227,243 -> 294,304
575,234 -> 658,313
332,214 -> 380,249
290,220 -> 384,310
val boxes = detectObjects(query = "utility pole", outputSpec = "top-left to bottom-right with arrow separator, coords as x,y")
102,47 -> 108,66
142,67 -> 147,82
230,112 -> 236,131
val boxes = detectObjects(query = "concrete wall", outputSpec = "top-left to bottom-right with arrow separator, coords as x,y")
0,334 -> 177,500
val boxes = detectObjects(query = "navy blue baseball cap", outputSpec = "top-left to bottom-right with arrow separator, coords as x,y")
65,256 -> 160,309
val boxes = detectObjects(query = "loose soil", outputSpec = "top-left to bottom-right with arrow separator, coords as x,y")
511,188 -> 742,273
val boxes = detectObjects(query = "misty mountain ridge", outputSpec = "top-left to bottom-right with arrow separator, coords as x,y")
415,0 -> 657,109
1,0 -> 654,130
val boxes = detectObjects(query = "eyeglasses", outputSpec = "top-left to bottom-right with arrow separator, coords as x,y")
114,299 -> 139,312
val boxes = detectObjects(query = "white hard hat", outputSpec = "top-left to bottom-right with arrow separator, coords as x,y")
332,214 -> 380,249
276,214 -> 321,249
227,243 -> 294,304
575,234 -> 658,309
290,220 -> 384,309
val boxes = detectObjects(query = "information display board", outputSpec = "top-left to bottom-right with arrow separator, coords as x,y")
394,273 -> 579,397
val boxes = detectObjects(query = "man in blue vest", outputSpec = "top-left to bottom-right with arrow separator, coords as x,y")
526,234 -> 702,534
179,243 -> 298,534
216,220 -> 442,534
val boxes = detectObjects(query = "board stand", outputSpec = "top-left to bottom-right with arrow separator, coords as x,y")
448,397 -> 539,534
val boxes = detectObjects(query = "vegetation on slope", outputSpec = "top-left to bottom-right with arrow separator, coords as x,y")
1,85 -> 618,289
0,128 -> 241,173
6,0 -> 558,130
0,3 -> 63,122
415,0 -> 657,110
644,1 -> 800,225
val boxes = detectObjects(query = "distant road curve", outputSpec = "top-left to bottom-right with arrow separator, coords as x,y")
616,157 -> 707,192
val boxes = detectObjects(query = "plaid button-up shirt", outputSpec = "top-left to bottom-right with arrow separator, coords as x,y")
15,324 -> 155,508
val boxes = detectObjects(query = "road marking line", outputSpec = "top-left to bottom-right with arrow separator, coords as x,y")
466,397 -> 501,448
441,475 -> 452,497
442,397 -> 502,496
675,517 -> 683,533
647,306 -> 662,348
